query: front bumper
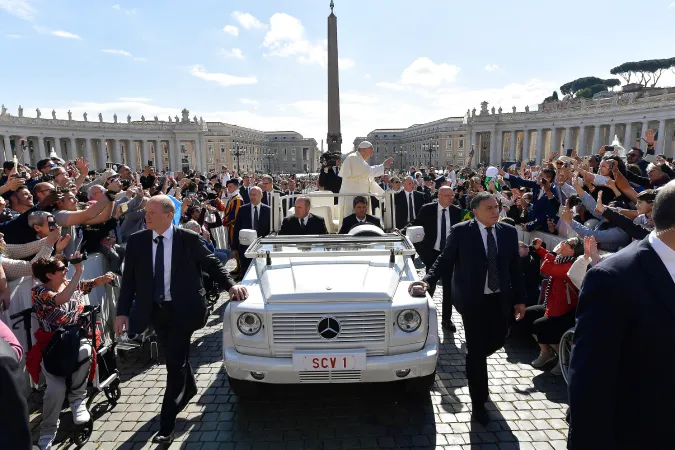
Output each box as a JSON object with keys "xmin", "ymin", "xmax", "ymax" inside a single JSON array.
[{"xmin": 223, "ymin": 342, "xmax": 438, "ymax": 384}]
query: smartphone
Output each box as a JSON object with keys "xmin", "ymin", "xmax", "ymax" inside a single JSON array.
[
  {"xmin": 566, "ymin": 149, "xmax": 574, "ymax": 157},
  {"xmin": 608, "ymin": 160, "xmax": 615, "ymax": 170},
  {"xmin": 47, "ymin": 216, "xmax": 57, "ymax": 232}
]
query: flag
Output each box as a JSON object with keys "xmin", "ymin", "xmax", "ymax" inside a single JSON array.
[
  {"xmin": 169, "ymin": 195, "xmax": 182, "ymax": 226},
  {"xmin": 460, "ymin": 209, "xmax": 473, "ymax": 221}
]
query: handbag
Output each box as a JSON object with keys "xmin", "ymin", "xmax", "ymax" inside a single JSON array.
[{"xmin": 42, "ymin": 325, "xmax": 89, "ymax": 382}]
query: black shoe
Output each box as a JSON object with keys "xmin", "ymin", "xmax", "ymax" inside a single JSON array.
[
  {"xmin": 441, "ymin": 320, "xmax": 456, "ymax": 333},
  {"xmin": 472, "ymin": 405, "xmax": 490, "ymax": 425},
  {"xmin": 152, "ymin": 432, "xmax": 175, "ymax": 444}
]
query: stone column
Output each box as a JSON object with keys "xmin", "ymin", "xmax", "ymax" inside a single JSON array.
[
  {"xmin": 3, "ymin": 135, "xmax": 13, "ymax": 161},
  {"xmin": 171, "ymin": 139, "xmax": 179, "ymax": 171},
  {"xmin": 535, "ymin": 129, "xmax": 544, "ymax": 163},
  {"xmin": 127, "ymin": 141, "xmax": 137, "ymax": 171},
  {"xmin": 623, "ymin": 123, "xmax": 633, "ymax": 149},
  {"xmin": 471, "ymin": 131, "xmax": 478, "ymax": 167},
  {"xmin": 564, "ymin": 128, "xmax": 573, "ymax": 151},
  {"xmin": 592, "ymin": 125, "xmax": 603, "ymax": 154},
  {"xmin": 155, "ymin": 141, "xmax": 164, "ymax": 171},
  {"xmin": 509, "ymin": 131, "xmax": 517, "ymax": 160},
  {"xmin": 657, "ymin": 120, "xmax": 667, "ymax": 154},
  {"xmin": 84, "ymin": 138, "xmax": 94, "ymax": 167},
  {"xmin": 578, "ymin": 126, "xmax": 587, "ymax": 156},
  {"xmin": 37, "ymin": 136, "xmax": 47, "ymax": 160},
  {"xmin": 489, "ymin": 131, "xmax": 498, "ymax": 165},
  {"xmin": 141, "ymin": 140, "xmax": 149, "ymax": 168},
  {"xmin": 54, "ymin": 138, "xmax": 63, "ymax": 158},
  {"xmin": 98, "ymin": 140, "xmax": 107, "ymax": 169},
  {"xmin": 608, "ymin": 123, "xmax": 616, "ymax": 145},
  {"xmin": 112, "ymin": 139, "xmax": 122, "ymax": 164},
  {"xmin": 522, "ymin": 130, "xmax": 530, "ymax": 161},
  {"xmin": 641, "ymin": 121, "xmax": 649, "ymax": 151}
]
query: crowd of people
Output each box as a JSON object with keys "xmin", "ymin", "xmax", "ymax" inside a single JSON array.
[{"xmin": 0, "ymin": 125, "xmax": 673, "ymax": 449}]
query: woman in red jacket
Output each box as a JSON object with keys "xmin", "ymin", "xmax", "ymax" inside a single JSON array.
[{"xmin": 529, "ymin": 237, "xmax": 583, "ymax": 374}]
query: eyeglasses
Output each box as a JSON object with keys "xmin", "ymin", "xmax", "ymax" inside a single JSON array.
[{"xmin": 54, "ymin": 265, "xmax": 67, "ymax": 272}]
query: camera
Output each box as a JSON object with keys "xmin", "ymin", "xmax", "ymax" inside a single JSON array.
[
  {"xmin": 47, "ymin": 216, "xmax": 57, "ymax": 232},
  {"xmin": 320, "ymin": 151, "xmax": 341, "ymax": 168}
]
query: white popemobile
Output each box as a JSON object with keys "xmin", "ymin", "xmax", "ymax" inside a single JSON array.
[{"xmin": 222, "ymin": 191, "xmax": 439, "ymax": 396}]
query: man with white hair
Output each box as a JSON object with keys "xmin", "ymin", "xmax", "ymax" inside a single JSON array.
[{"xmin": 337, "ymin": 141, "xmax": 393, "ymax": 222}]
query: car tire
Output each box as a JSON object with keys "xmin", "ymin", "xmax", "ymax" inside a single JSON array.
[
  {"xmin": 405, "ymin": 371, "xmax": 436, "ymax": 394},
  {"xmin": 227, "ymin": 376, "xmax": 261, "ymax": 398}
]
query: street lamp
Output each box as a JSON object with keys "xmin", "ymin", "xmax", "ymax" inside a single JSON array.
[
  {"xmin": 426, "ymin": 142, "xmax": 435, "ymax": 167},
  {"xmin": 262, "ymin": 149, "xmax": 275, "ymax": 172},
  {"xmin": 394, "ymin": 147, "xmax": 406, "ymax": 173},
  {"xmin": 231, "ymin": 145, "xmax": 244, "ymax": 172}
]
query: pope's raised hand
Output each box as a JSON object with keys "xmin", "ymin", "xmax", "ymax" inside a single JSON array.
[{"xmin": 383, "ymin": 157, "xmax": 394, "ymax": 168}]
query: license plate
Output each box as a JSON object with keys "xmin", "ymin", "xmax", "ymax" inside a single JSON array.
[{"xmin": 292, "ymin": 351, "xmax": 366, "ymax": 371}]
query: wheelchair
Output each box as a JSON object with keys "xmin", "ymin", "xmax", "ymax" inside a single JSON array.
[
  {"xmin": 558, "ymin": 326, "xmax": 575, "ymax": 385},
  {"xmin": 202, "ymin": 271, "xmax": 222, "ymax": 315},
  {"xmin": 11, "ymin": 304, "xmax": 122, "ymax": 448}
]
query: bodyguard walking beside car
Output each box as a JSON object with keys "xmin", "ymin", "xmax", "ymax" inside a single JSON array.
[
  {"xmin": 115, "ymin": 195, "xmax": 248, "ymax": 444},
  {"xmin": 409, "ymin": 192, "xmax": 526, "ymax": 425}
]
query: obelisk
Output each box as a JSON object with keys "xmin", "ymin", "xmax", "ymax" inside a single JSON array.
[{"xmin": 327, "ymin": 0, "xmax": 342, "ymax": 153}]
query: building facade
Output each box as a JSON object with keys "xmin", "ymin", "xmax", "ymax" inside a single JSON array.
[
  {"xmin": 358, "ymin": 89, "xmax": 675, "ymax": 169},
  {"xmin": 0, "ymin": 105, "xmax": 319, "ymax": 174}
]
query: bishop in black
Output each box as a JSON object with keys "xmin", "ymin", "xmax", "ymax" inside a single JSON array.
[
  {"xmin": 116, "ymin": 195, "xmax": 248, "ymax": 444},
  {"xmin": 409, "ymin": 192, "xmax": 526, "ymax": 425}
]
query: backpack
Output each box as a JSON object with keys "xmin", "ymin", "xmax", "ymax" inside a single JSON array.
[{"xmin": 42, "ymin": 326, "xmax": 90, "ymax": 390}]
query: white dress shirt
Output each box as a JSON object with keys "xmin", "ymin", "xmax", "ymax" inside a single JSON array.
[
  {"xmin": 152, "ymin": 225, "xmax": 174, "ymax": 301},
  {"xmin": 476, "ymin": 220, "xmax": 500, "ymax": 294},
  {"xmin": 405, "ymin": 190, "xmax": 416, "ymax": 222},
  {"xmin": 434, "ymin": 203, "xmax": 452, "ymax": 251},
  {"xmin": 649, "ymin": 231, "xmax": 675, "ymax": 284}
]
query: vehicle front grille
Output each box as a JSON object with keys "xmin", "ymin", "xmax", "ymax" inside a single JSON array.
[
  {"xmin": 271, "ymin": 311, "xmax": 386, "ymax": 346},
  {"xmin": 298, "ymin": 371, "xmax": 362, "ymax": 383},
  {"xmin": 274, "ymin": 348, "xmax": 385, "ymax": 358}
]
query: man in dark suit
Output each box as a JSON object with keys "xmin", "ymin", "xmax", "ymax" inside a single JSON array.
[
  {"xmin": 404, "ymin": 186, "xmax": 463, "ymax": 331},
  {"xmin": 238, "ymin": 176, "xmax": 251, "ymax": 205},
  {"xmin": 281, "ymin": 179, "xmax": 301, "ymax": 214},
  {"xmin": 233, "ymin": 186, "xmax": 271, "ymax": 276},
  {"xmin": 116, "ymin": 195, "xmax": 247, "ymax": 444},
  {"xmin": 279, "ymin": 196, "xmax": 328, "ymax": 235},
  {"xmin": 319, "ymin": 158, "xmax": 342, "ymax": 205},
  {"xmin": 567, "ymin": 181, "xmax": 675, "ymax": 450},
  {"xmin": 410, "ymin": 192, "xmax": 526, "ymax": 425},
  {"xmin": 339, "ymin": 195, "xmax": 382, "ymax": 234},
  {"xmin": 394, "ymin": 176, "xmax": 425, "ymax": 229},
  {"xmin": 260, "ymin": 174, "xmax": 279, "ymax": 206}
]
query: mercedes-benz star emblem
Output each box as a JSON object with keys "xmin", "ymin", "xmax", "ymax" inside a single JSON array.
[{"xmin": 317, "ymin": 317, "xmax": 340, "ymax": 340}]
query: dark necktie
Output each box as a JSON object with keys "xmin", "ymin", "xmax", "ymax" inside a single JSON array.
[
  {"xmin": 253, "ymin": 205, "xmax": 259, "ymax": 230},
  {"xmin": 408, "ymin": 193, "xmax": 414, "ymax": 221},
  {"xmin": 486, "ymin": 227, "xmax": 500, "ymax": 292},
  {"xmin": 440, "ymin": 208, "xmax": 447, "ymax": 250},
  {"xmin": 334, "ymin": 167, "xmax": 338, "ymax": 175},
  {"xmin": 153, "ymin": 236, "xmax": 165, "ymax": 304},
  {"xmin": 300, "ymin": 218, "xmax": 306, "ymax": 231}
]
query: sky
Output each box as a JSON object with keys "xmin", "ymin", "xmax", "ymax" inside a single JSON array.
[{"xmin": 1, "ymin": 0, "xmax": 675, "ymax": 150}]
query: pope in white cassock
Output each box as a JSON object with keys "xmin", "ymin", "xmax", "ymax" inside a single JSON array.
[{"xmin": 337, "ymin": 141, "xmax": 393, "ymax": 226}]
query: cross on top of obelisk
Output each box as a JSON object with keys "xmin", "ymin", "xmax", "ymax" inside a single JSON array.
[{"xmin": 330, "ymin": 0, "xmax": 334, "ymax": 13}]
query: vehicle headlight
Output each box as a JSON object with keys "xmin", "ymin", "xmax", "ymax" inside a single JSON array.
[
  {"xmin": 397, "ymin": 309, "xmax": 421, "ymax": 332},
  {"xmin": 237, "ymin": 313, "xmax": 262, "ymax": 336}
]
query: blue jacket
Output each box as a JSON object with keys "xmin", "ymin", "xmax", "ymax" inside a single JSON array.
[{"xmin": 505, "ymin": 174, "xmax": 559, "ymax": 231}]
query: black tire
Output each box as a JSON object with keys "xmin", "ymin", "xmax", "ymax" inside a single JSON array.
[
  {"xmin": 405, "ymin": 371, "xmax": 436, "ymax": 394},
  {"xmin": 227, "ymin": 376, "xmax": 261, "ymax": 398},
  {"xmin": 72, "ymin": 420, "xmax": 93, "ymax": 447},
  {"xmin": 104, "ymin": 380, "xmax": 121, "ymax": 405},
  {"xmin": 559, "ymin": 327, "xmax": 575, "ymax": 385}
]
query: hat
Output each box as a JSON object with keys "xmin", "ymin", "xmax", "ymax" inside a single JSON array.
[
  {"xmin": 358, "ymin": 141, "xmax": 373, "ymax": 149},
  {"xmin": 485, "ymin": 166, "xmax": 499, "ymax": 178},
  {"xmin": 434, "ymin": 175, "xmax": 447, "ymax": 189}
]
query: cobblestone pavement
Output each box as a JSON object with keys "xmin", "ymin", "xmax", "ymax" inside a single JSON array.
[{"xmin": 32, "ymin": 276, "xmax": 569, "ymax": 450}]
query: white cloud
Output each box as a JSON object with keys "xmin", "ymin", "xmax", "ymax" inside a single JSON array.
[
  {"xmin": 376, "ymin": 57, "xmax": 459, "ymax": 90},
  {"xmin": 112, "ymin": 4, "xmax": 136, "ymax": 15},
  {"xmin": 232, "ymin": 11, "xmax": 266, "ymax": 29},
  {"xmin": 189, "ymin": 64, "xmax": 257, "ymax": 87},
  {"xmin": 669, "ymin": 1, "xmax": 675, "ymax": 8},
  {"xmin": 103, "ymin": 49, "xmax": 132, "ymax": 57},
  {"xmin": 5, "ymin": 34, "xmax": 24, "ymax": 38},
  {"xmin": 133, "ymin": 57, "xmax": 148, "ymax": 62},
  {"xmin": 118, "ymin": 97, "xmax": 151, "ymax": 102},
  {"xmin": 219, "ymin": 48, "xmax": 244, "ymax": 59},
  {"xmin": 364, "ymin": 73, "xmax": 372, "ymax": 80},
  {"xmin": 223, "ymin": 25, "xmax": 239, "ymax": 36},
  {"xmin": 0, "ymin": 0, "xmax": 36, "ymax": 21},
  {"xmin": 50, "ymin": 30, "xmax": 81, "ymax": 39},
  {"xmin": 240, "ymin": 98, "xmax": 259, "ymax": 108},
  {"xmin": 485, "ymin": 64, "xmax": 499, "ymax": 72},
  {"xmin": 263, "ymin": 13, "xmax": 354, "ymax": 69}
]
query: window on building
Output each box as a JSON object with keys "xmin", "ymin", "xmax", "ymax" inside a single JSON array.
[
  {"xmin": 446, "ymin": 152, "xmax": 452, "ymax": 159},
  {"xmin": 458, "ymin": 139, "xmax": 464, "ymax": 149},
  {"xmin": 446, "ymin": 140, "xmax": 453, "ymax": 150}
]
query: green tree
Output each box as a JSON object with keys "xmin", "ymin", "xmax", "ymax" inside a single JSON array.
[
  {"xmin": 560, "ymin": 77, "xmax": 621, "ymax": 97},
  {"xmin": 611, "ymin": 58, "xmax": 675, "ymax": 87},
  {"xmin": 543, "ymin": 91, "xmax": 559, "ymax": 103}
]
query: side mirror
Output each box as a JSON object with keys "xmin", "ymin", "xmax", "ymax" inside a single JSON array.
[
  {"xmin": 406, "ymin": 226, "xmax": 424, "ymax": 244},
  {"xmin": 239, "ymin": 229, "xmax": 258, "ymax": 246}
]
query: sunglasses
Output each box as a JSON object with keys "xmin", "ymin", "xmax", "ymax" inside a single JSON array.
[{"xmin": 54, "ymin": 265, "xmax": 67, "ymax": 272}]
